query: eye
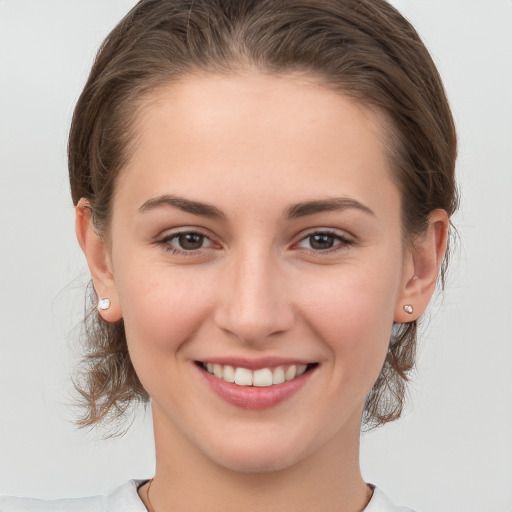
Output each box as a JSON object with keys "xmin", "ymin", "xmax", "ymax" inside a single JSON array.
[
  {"xmin": 159, "ymin": 230, "xmax": 215, "ymax": 253},
  {"xmin": 296, "ymin": 230, "xmax": 352, "ymax": 252},
  {"xmin": 175, "ymin": 232, "xmax": 207, "ymax": 250}
]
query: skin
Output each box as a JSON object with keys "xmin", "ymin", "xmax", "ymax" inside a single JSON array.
[{"xmin": 76, "ymin": 72, "xmax": 448, "ymax": 512}]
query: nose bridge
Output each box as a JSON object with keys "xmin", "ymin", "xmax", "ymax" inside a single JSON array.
[{"xmin": 214, "ymin": 240, "xmax": 294, "ymax": 344}]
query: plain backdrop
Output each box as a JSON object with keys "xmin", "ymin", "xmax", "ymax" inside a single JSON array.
[{"xmin": 0, "ymin": 1, "xmax": 511, "ymax": 511}]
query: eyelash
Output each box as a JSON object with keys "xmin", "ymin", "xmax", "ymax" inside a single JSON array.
[
  {"xmin": 157, "ymin": 229, "xmax": 353, "ymax": 256},
  {"xmin": 295, "ymin": 230, "xmax": 353, "ymax": 254},
  {"xmin": 158, "ymin": 230, "xmax": 215, "ymax": 255}
]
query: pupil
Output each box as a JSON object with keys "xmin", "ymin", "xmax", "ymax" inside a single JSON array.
[
  {"xmin": 179, "ymin": 233, "xmax": 204, "ymax": 250},
  {"xmin": 310, "ymin": 234, "xmax": 334, "ymax": 250}
]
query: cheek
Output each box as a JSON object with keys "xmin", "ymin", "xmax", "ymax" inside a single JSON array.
[
  {"xmin": 115, "ymin": 261, "xmax": 215, "ymax": 361},
  {"xmin": 294, "ymin": 260, "xmax": 401, "ymax": 375}
]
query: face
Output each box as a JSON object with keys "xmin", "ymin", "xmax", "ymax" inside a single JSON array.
[{"xmin": 98, "ymin": 72, "xmax": 417, "ymax": 472}]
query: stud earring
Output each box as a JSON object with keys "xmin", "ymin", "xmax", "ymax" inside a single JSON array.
[
  {"xmin": 403, "ymin": 304, "xmax": 414, "ymax": 314},
  {"xmin": 98, "ymin": 298, "xmax": 111, "ymax": 311}
]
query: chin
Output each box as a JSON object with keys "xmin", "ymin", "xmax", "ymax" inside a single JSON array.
[
  {"xmin": 211, "ymin": 446, "xmax": 303, "ymax": 474},
  {"xmin": 196, "ymin": 428, "xmax": 316, "ymax": 475}
]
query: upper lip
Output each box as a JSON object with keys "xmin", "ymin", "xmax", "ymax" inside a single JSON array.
[{"xmin": 196, "ymin": 356, "xmax": 316, "ymax": 371}]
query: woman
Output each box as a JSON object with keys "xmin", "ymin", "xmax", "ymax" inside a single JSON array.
[{"xmin": 1, "ymin": 0, "xmax": 457, "ymax": 510}]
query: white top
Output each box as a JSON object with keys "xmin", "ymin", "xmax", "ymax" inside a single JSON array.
[{"xmin": 0, "ymin": 481, "xmax": 417, "ymax": 511}]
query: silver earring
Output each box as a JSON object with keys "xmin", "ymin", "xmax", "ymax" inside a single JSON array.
[
  {"xmin": 98, "ymin": 298, "xmax": 111, "ymax": 311},
  {"xmin": 403, "ymin": 304, "xmax": 414, "ymax": 314}
]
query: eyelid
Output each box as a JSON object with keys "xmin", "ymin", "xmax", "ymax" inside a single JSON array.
[
  {"xmin": 293, "ymin": 228, "xmax": 354, "ymax": 253},
  {"xmin": 156, "ymin": 227, "xmax": 220, "ymax": 254},
  {"xmin": 154, "ymin": 226, "xmax": 354, "ymax": 255}
]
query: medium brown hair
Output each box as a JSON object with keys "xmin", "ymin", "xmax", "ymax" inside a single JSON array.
[{"xmin": 69, "ymin": 0, "xmax": 457, "ymax": 431}]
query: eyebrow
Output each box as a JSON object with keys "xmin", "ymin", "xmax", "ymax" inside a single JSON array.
[
  {"xmin": 285, "ymin": 197, "xmax": 375, "ymax": 218},
  {"xmin": 138, "ymin": 194, "xmax": 374, "ymax": 220},
  {"xmin": 139, "ymin": 194, "xmax": 226, "ymax": 219}
]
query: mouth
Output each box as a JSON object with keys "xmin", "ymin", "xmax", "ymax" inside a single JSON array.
[{"xmin": 196, "ymin": 361, "xmax": 318, "ymax": 388}]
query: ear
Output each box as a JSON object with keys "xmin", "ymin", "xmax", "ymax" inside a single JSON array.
[
  {"xmin": 394, "ymin": 209, "xmax": 449, "ymax": 323},
  {"xmin": 75, "ymin": 199, "xmax": 122, "ymax": 322}
]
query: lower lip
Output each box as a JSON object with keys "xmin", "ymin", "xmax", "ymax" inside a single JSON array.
[{"xmin": 197, "ymin": 365, "xmax": 315, "ymax": 410}]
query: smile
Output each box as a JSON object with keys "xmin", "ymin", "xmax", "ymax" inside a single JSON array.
[
  {"xmin": 196, "ymin": 360, "xmax": 318, "ymax": 409},
  {"xmin": 199, "ymin": 362, "xmax": 314, "ymax": 387}
]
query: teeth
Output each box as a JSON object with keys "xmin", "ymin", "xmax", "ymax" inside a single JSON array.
[
  {"xmin": 234, "ymin": 367, "xmax": 253, "ymax": 386},
  {"xmin": 253, "ymin": 368, "xmax": 273, "ymax": 387},
  {"xmin": 203, "ymin": 363, "xmax": 311, "ymax": 387},
  {"xmin": 223, "ymin": 365, "xmax": 235, "ymax": 383},
  {"xmin": 285, "ymin": 365, "xmax": 297, "ymax": 381},
  {"xmin": 213, "ymin": 364, "xmax": 223, "ymax": 378},
  {"xmin": 272, "ymin": 366, "xmax": 285, "ymax": 385},
  {"xmin": 296, "ymin": 364, "xmax": 307, "ymax": 377}
]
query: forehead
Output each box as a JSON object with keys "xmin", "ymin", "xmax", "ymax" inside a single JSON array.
[{"xmin": 116, "ymin": 72, "xmax": 399, "ymax": 218}]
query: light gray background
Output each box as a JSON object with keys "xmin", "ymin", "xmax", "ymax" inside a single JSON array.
[{"xmin": 0, "ymin": 1, "xmax": 511, "ymax": 511}]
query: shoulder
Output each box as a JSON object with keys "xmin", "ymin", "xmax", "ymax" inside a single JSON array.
[
  {"xmin": 0, "ymin": 481, "xmax": 417, "ymax": 512},
  {"xmin": 0, "ymin": 480, "xmax": 147, "ymax": 512},
  {"xmin": 364, "ymin": 485, "xmax": 418, "ymax": 512}
]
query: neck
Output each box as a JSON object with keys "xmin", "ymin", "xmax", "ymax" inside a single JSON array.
[{"xmin": 140, "ymin": 405, "xmax": 371, "ymax": 512}]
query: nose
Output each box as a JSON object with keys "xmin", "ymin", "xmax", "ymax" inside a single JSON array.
[{"xmin": 213, "ymin": 245, "xmax": 295, "ymax": 346}]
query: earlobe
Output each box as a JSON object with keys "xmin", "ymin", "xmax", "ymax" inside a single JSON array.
[
  {"xmin": 394, "ymin": 209, "xmax": 449, "ymax": 323},
  {"xmin": 75, "ymin": 199, "xmax": 122, "ymax": 322}
]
